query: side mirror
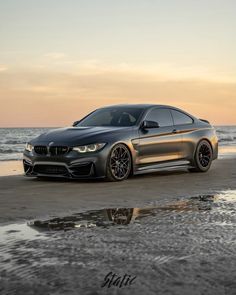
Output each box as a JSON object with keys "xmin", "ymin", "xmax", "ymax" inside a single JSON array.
[
  {"xmin": 142, "ymin": 120, "xmax": 159, "ymax": 129},
  {"xmin": 72, "ymin": 120, "xmax": 79, "ymax": 127}
]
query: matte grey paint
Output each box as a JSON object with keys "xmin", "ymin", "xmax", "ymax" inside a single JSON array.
[{"xmin": 23, "ymin": 104, "xmax": 218, "ymax": 179}]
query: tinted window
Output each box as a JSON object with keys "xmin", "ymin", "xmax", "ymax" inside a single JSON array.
[
  {"xmin": 145, "ymin": 108, "xmax": 173, "ymax": 127},
  {"xmin": 77, "ymin": 107, "xmax": 144, "ymax": 127},
  {"xmin": 171, "ymin": 110, "xmax": 193, "ymax": 125}
]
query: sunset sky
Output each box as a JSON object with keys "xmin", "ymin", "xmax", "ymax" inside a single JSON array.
[{"xmin": 0, "ymin": 0, "xmax": 235, "ymax": 126}]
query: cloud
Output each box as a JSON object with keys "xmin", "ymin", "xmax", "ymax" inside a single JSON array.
[
  {"xmin": 35, "ymin": 58, "xmax": 236, "ymax": 84},
  {"xmin": 44, "ymin": 52, "xmax": 67, "ymax": 60},
  {"xmin": 0, "ymin": 66, "xmax": 235, "ymax": 126},
  {"xmin": 75, "ymin": 61, "xmax": 236, "ymax": 84},
  {"xmin": 0, "ymin": 65, "xmax": 8, "ymax": 72}
]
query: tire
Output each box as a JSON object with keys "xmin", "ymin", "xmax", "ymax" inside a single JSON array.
[
  {"xmin": 189, "ymin": 140, "xmax": 213, "ymax": 172},
  {"xmin": 106, "ymin": 143, "xmax": 132, "ymax": 181}
]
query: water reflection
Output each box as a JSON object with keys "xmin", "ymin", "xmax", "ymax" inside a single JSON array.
[
  {"xmin": 29, "ymin": 194, "xmax": 217, "ymax": 231},
  {"xmin": 1, "ymin": 190, "xmax": 235, "ymax": 295}
]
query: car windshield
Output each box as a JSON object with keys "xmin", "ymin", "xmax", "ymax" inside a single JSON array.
[{"xmin": 76, "ymin": 107, "xmax": 144, "ymax": 127}]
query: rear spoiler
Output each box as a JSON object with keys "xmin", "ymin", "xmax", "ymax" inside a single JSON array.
[{"xmin": 199, "ymin": 118, "xmax": 210, "ymax": 124}]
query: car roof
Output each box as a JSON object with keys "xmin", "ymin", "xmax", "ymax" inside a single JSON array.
[
  {"xmin": 100, "ymin": 104, "xmax": 197, "ymax": 120},
  {"xmin": 103, "ymin": 103, "xmax": 171, "ymax": 108},
  {"xmin": 101, "ymin": 104, "xmax": 180, "ymax": 110}
]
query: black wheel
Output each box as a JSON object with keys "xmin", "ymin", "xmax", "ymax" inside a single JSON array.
[
  {"xmin": 189, "ymin": 140, "xmax": 213, "ymax": 172},
  {"xmin": 106, "ymin": 144, "xmax": 132, "ymax": 181}
]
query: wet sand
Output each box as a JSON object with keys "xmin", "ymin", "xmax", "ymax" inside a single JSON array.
[
  {"xmin": 0, "ymin": 158, "xmax": 235, "ymax": 224},
  {"xmin": 0, "ymin": 190, "xmax": 235, "ymax": 295},
  {"xmin": 0, "ymin": 158, "xmax": 236, "ymax": 295}
]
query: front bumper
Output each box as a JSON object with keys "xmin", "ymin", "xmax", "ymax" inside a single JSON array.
[{"xmin": 23, "ymin": 147, "xmax": 109, "ymax": 179}]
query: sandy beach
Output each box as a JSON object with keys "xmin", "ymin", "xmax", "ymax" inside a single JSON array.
[
  {"xmin": 0, "ymin": 157, "xmax": 235, "ymax": 223},
  {"xmin": 0, "ymin": 149, "xmax": 236, "ymax": 295},
  {"xmin": 0, "ymin": 157, "xmax": 236, "ymax": 295},
  {"xmin": 0, "ymin": 160, "xmax": 23, "ymax": 176}
]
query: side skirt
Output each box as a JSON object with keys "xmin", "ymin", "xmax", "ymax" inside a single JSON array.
[{"xmin": 134, "ymin": 160, "xmax": 194, "ymax": 175}]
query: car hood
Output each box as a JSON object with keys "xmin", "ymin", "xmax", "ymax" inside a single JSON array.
[{"xmin": 31, "ymin": 126, "xmax": 134, "ymax": 146}]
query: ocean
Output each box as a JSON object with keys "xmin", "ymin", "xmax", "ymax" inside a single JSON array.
[{"xmin": 0, "ymin": 126, "xmax": 236, "ymax": 161}]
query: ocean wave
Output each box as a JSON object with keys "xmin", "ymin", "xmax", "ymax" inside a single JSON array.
[
  {"xmin": 216, "ymin": 128, "xmax": 236, "ymax": 134},
  {"xmin": 216, "ymin": 127, "xmax": 236, "ymax": 144},
  {"xmin": 0, "ymin": 153, "xmax": 23, "ymax": 161},
  {"xmin": 218, "ymin": 136, "xmax": 236, "ymax": 142},
  {"xmin": 0, "ymin": 148, "xmax": 23, "ymax": 154},
  {"xmin": 216, "ymin": 130, "xmax": 229, "ymax": 134},
  {"xmin": 0, "ymin": 140, "xmax": 26, "ymax": 144},
  {"xmin": 0, "ymin": 128, "xmax": 52, "ymax": 161}
]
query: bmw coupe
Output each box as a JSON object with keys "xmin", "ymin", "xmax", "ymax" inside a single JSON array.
[{"xmin": 23, "ymin": 104, "xmax": 218, "ymax": 181}]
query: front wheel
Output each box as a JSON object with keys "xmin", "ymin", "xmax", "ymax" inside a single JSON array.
[
  {"xmin": 106, "ymin": 144, "xmax": 132, "ymax": 181},
  {"xmin": 189, "ymin": 140, "xmax": 213, "ymax": 172}
]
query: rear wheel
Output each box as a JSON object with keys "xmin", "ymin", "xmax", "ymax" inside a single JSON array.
[
  {"xmin": 106, "ymin": 144, "xmax": 132, "ymax": 181},
  {"xmin": 189, "ymin": 140, "xmax": 213, "ymax": 172}
]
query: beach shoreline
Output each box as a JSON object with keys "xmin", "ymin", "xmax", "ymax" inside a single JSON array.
[
  {"xmin": 0, "ymin": 145, "xmax": 236, "ymax": 177},
  {"xmin": 0, "ymin": 160, "xmax": 23, "ymax": 176},
  {"xmin": 0, "ymin": 147, "xmax": 236, "ymax": 295},
  {"xmin": 0, "ymin": 157, "xmax": 235, "ymax": 224}
]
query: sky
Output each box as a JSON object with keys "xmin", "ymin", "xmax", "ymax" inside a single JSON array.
[{"xmin": 0, "ymin": 0, "xmax": 235, "ymax": 126}]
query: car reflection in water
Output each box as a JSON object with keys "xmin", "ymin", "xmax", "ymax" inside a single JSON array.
[{"xmin": 29, "ymin": 195, "xmax": 216, "ymax": 232}]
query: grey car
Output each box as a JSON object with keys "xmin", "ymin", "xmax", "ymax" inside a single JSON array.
[{"xmin": 23, "ymin": 104, "xmax": 218, "ymax": 181}]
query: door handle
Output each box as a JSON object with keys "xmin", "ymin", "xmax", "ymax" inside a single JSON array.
[{"xmin": 172, "ymin": 129, "xmax": 178, "ymax": 134}]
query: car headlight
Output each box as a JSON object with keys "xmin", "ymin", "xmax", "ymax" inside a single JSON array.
[
  {"xmin": 25, "ymin": 143, "xmax": 33, "ymax": 152},
  {"xmin": 73, "ymin": 143, "xmax": 106, "ymax": 153}
]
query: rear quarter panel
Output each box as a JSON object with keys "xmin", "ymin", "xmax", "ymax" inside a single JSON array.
[{"xmin": 182, "ymin": 124, "xmax": 218, "ymax": 163}]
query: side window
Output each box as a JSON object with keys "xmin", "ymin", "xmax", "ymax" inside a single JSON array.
[
  {"xmin": 171, "ymin": 110, "xmax": 193, "ymax": 125},
  {"xmin": 145, "ymin": 108, "xmax": 173, "ymax": 127}
]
